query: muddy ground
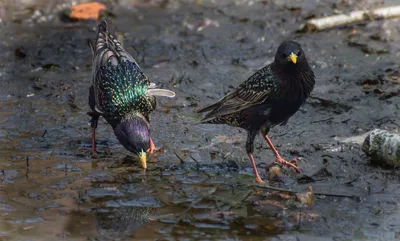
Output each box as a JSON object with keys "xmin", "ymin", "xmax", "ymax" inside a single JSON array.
[{"xmin": 0, "ymin": 0, "xmax": 399, "ymax": 240}]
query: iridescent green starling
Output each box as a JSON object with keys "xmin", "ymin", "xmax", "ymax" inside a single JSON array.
[
  {"xmin": 87, "ymin": 20, "xmax": 175, "ymax": 168},
  {"xmin": 197, "ymin": 41, "xmax": 315, "ymax": 183}
]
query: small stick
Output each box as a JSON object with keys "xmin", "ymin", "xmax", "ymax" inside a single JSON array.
[
  {"xmin": 25, "ymin": 157, "xmax": 30, "ymax": 178},
  {"xmin": 189, "ymin": 155, "xmax": 200, "ymax": 170},
  {"xmin": 253, "ymin": 184, "xmax": 359, "ymax": 199},
  {"xmin": 201, "ymin": 47, "xmax": 212, "ymax": 64},
  {"xmin": 174, "ymin": 151, "xmax": 185, "ymax": 164},
  {"xmin": 300, "ymin": 5, "xmax": 400, "ymax": 32},
  {"xmin": 310, "ymin": 117, "xmax": 334, "ymax": 124}
]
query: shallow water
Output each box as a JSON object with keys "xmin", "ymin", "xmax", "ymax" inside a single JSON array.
[{"xmin": 0, "ymin": 0, "xmax": 399, "ymax": 240}]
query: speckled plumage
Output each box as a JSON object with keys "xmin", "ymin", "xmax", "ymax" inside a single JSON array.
[
  {"xmin": 87, "ymin": 20, "xmax": 175, "ymax": 165},
  {"xmin": 95, "ymin": 60, "xmax": 155, "ymax": 126},
  {"xmin": 95, "ymin": 206, "xmax": 153, "ymax": 235},
  {"xmin": 199, "ymin": 65, "xmax": 278, "ymax": 127},
  {"xmin": 89, "ymin": 21, "xmax": 155, "ymax": 127},
  {"xmin": 198, "ymin": 41, "xmax": 315, "ymax": 183}
]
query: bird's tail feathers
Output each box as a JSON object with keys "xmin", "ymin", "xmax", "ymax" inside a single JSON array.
[
  {"xmin": 198, "ymin": 116, "xmax": 224, "ymax": 124},
  {"xmin": 95, "ymin": 20, "xmax": 110, "ymax": 50},
  {"xmin": 146, "ymin": 89, "xmax": 175, "ymax": 98},
  {"xmin": 98, "ymin": 20, "xmax": 108, "ymax": 33},
  {"xmin": 94, "ymin": 20, "xmax": 140, "ymax": 67},
  {"xmin": 196, "ymin": 101, "xmax": 221, "ymax": 113}
]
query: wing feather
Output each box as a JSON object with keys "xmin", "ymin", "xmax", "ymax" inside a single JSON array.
[
  {"xmin": 198, "ymin": 65, "xmax": 277, "ymax": 120},
  {"xmin": 90, "ymin": 20, "xmax": 175, "ymax": 118}
]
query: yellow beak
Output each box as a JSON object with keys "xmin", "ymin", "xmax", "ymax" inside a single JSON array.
[
  {"xmin": 289, "ymin": 52, "xmax": 297, "ymax": 64},
  {"xmin": 138, "ymin": 151, "xmax": 147, "ymax": 169}
]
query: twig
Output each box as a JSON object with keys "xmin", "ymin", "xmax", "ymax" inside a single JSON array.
[
  {"xmin": 310, "ymin": 117, "xmax": 334, "ymax": 124},
  {"xmin": 25, "ymin": 157, "xmax": 30, "ymax": 178},
  {"xmin": 253, "ymin": 184, "xmax": 359, "ymax": 199},
  {"xmin": 300, "ymin": 5, "xmax": 400, "ymax": 32},
  {"xmin": 174, "ymin": 151, "xmax": 185, "ymax": 164},
  {"xmin": 189, "ymin": 155, "xmax": 200, "ymax": 170},
  {"xmin": 271, "ymin": 132, "xmax": 288, "ymax": 138},
  {"xmin": 201, "ymin": 47, "xmax": 212, "ymax": 64},
  {"xmin": 343, "ymin": 175, "xmax": 360, "ymax": 185}
]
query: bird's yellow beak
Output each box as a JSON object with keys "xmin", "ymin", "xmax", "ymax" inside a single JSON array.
[
  {"xmin": 289, "ymin": 52, "xmax": 297, "ymax": 64},
  {"xmin": 138, "ymin": 151, "xmax": 147, "ymax": 169}
]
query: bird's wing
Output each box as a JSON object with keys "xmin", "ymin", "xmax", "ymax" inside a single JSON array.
[
  {"xmin": 95, "ymin": 60, "xmax": 153, "ymax": 116},
  {"xmin": 146, "ymin": 82, "xmax": 175, "ymax": 98},
  {"xmin": 91, "ymin": 21, "xmax": 175, "ymax": 117},
  {"xmin": 146, "ymin": 88, "xmax": 175, "ymax": 98},
  {"xmin": 91, "ymin": 20, "xmax": 153, "ymax": 116},
  {"xmin": 198, "ymin": 65, "xmax": 277, "ymax": 120}
]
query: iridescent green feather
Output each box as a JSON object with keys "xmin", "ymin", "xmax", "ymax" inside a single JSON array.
[{"xmin": 96, "ymin": 60, "xmax": 154, "ymax": 119}]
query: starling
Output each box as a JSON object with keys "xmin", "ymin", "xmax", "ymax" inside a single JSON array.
[
  {"xmin": 197, "ymin": 41, "xmax": 315, "ymax": 183},
  {"xmin": 95, "ymin": 206, "xmax": 153, "ymax": 236},
  {"xmin": 87, "ymin": 20, "xmax": 175, "ymax": 169}
]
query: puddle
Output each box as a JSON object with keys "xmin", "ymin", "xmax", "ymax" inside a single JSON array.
[{"xmin": 0, "ymin": 0, "xmax": 400, "ymax": 240}]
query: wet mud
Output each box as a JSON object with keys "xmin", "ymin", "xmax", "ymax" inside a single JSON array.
[{"xmin": 0, "ymin": 0, "xmax": 399, "ymax": 240}]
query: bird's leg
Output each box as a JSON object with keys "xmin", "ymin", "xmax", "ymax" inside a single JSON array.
[
  {"xmin": 148, "ymin": 137, "xmax": 156, "ymax": 154},
  {"xmin": 88, "ymin": 112, "xmax": 99, "ymax": 153},
  {"xmin": 263, "ymin": 135, "xmax": 300, "ymax": 173},
  {"xmin": 248, "ymin": 153, "xmax": 264, "ymax": 183},
  {"xmin": 91, "ymin": 118, "xmax": 98, "ymax": 153},
  {"xmin": 246, "ymin": 131, "xmax": 264, "ymax": 183},
  {"xmin": 91, "ymin": 127, "xmax": 96, "ymax": 153}
]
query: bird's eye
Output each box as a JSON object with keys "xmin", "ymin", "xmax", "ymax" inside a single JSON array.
[
  {"xmin": 297, "ymin": 51, "xmax": 302, "ymax": 56},
  {"xmin": 281, "ymin": 53, "xmax": 286, "ymax": 58}
]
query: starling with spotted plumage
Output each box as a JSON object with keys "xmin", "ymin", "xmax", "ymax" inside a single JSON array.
[
  {"xmin": 197, "ymin": 41, "xmax": 315, "ymax": 183},
  {"xmin": 87, "ymin": 20, "xmax": 175, "ymax": 169}
]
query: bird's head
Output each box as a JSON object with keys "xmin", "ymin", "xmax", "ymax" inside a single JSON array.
[
  {"xmin": 113, "ymin": 113, "xmax": 150, "ymax": 169},
  {"xmin": 274, "ymin": 41, "xmax": 307, "ymax": 69}
]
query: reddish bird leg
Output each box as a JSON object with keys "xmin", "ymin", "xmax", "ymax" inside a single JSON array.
[
  {"xmin": 248, "ymin": 153, "xmax": 264, "ymax": 183},
  {"xmin": 148, "ymin": 137, "xmax": 156, "ymax": 154},
  {"xmin": 88, "ymin": 113, "xmax": 99, "ymax": 153},
  {"xmin": 263, "ymin": 135, "xmax": 300, "ymax": 173}
]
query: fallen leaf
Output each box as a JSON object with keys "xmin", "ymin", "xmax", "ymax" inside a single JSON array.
[
  {"xmin": 68, "ymin": 2, "xmax": 106, "ymax": 20},
  {"xmin": 295, "ymin": 186, "xmax": 314, "ymax": 207}
]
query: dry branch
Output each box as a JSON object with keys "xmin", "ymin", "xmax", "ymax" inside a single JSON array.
[
  {"xmin": 253, "ymin": 184, "xmax": 360, "ymax": 199},
  {"xmin": 301, "ymin": 5, "xmax": 400, "ymax": 32}
]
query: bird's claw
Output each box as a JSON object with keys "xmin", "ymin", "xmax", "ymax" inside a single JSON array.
[
  {"xmin": 275, "ymin": 156, "xmax": 301, "ymax": 173},
  {"xmin": 288, "ymin": 157, "xmax": 299, "ymax": 165}
]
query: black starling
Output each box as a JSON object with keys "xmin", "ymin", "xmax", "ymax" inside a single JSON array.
[
  {"xmin": 87, "ymin": 20, "xmax": 175, "ymax": 169},
  {"xmin": 197, "ymin": 41, "xmax": 315, "ymax": 183}
]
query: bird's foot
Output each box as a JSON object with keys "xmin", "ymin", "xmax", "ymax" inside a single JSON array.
[
  {"xmin": 274, "ymin": 156, "xmax": 301, "ymax": 173},
  {"xmin": 255, "ymin": 176, "xmax": 265, "ymax": 183}
]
